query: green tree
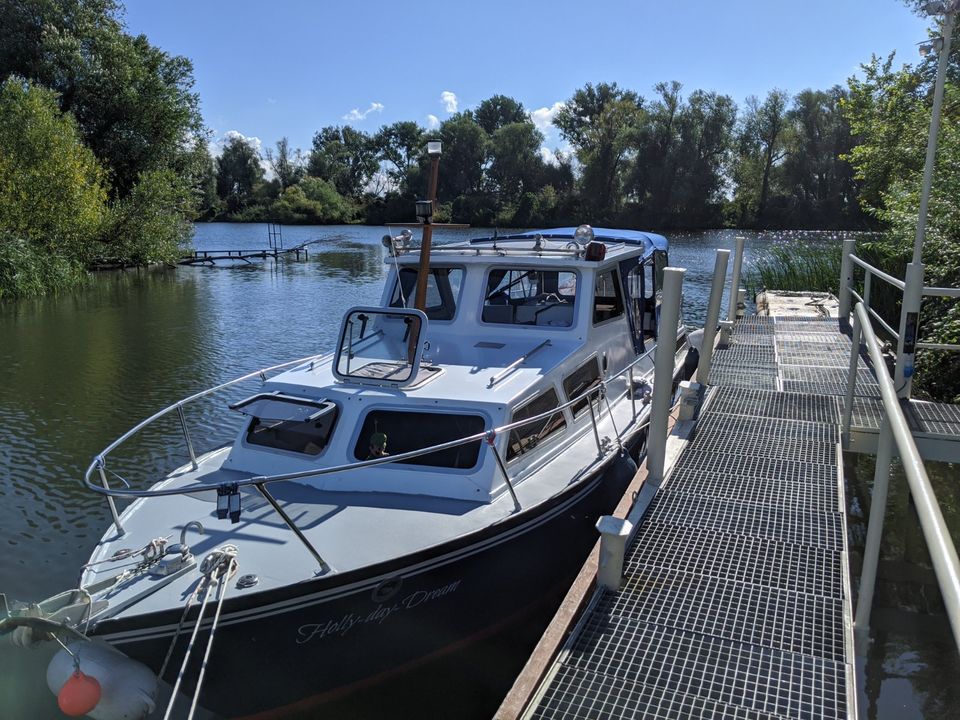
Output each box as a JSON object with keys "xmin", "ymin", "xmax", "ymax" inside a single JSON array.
[
  {"xmin": 437, "ymin": 113, "xmax": 488, "ymax": 202},
  {"xmin": 265, "ymin": 137, "xmax": 304, "ymax": 190},
  {"xmin": 0, "ymin": 77, "xmax": 107, "ymax": 257},
  {"xmin": 374, "ymin": 121, "xmax": 425, "ymax": 192},
  {"xmin": 307, "ymin": 125, "xmax": 378, "ymax": 199},
  {"xmin": 555, "ymin": 82, "xmax": 644, "ymax": 219},
  {"xmin": 488, "ymin": 121, "xmax": 545, "ymax": 212},
  {"xmin": 474, "ymin": 95, "xmax": 527, "ymax": 135},
  {"xmin": 216, "ymin": 135, "xmax": 264, "ymax": 212},
  {"xmin": 731, "ymin": 89, "xmax": 789, "ymax": 225}
]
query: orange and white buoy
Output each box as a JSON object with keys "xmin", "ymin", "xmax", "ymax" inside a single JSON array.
[
  {"xmin": 57, "ymin": 669, "xmax": 102, "ymax": 716},
  {"xmin": 47, "ymin": 640, "xmax": 157, "ymax": 720}
]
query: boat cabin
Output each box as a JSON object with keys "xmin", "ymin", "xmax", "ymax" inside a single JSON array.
[{"xmin": 219, "ymin": 227, "xmax": 672, "ymax": 504}]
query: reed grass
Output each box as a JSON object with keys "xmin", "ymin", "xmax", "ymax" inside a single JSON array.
[{"xmin": 752, "ymin": 242, "xmax": 843, "ymax": 294}]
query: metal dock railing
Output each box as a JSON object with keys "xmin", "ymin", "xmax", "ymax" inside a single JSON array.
[{"xmin": 501, "ymin": 239, "xmax": 960, "ymax": 720}]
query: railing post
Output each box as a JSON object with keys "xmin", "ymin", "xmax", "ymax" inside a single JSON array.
[
  {"xmin": 841, "ymin": 309, "xmax": 862, "ymax": 448},
  {"xmin": 838, "ymin": 238, "xmax": 857, "ymax": 320},
  {"xmin": 486, "ymin": 432, "xmax": 521, "ymax": 511},
  {"xmin": 177, "ymin": 404, "xmax": 199, "ymax": 471},
  {"xmin": 894, "ymin": 262, "xmax": 924, "ymax": 398},
  {"xmin": 697, "ymin": 249, "xmax": 730, "ymax": 384},
  {"xmin": 647, "ymin": 268, "xmax": 686, "ymax": 484},
  {"xmin": 855, "ymin": 417, "xmax": 894, "ymax": 636},
  {"xmin": 726, "ymin": 236, "xmax": 745, "ymax": 322},
  {"xmin": 863, "ymin": 271, "xmax": 873, "ymax": 312},
  {"xmin": 97, "ymin": 460, "xmax": 125, "ymax": 537}
]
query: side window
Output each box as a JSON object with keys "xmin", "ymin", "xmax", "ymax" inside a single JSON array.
[
  {"xmin": 390, "ymin": 267, "xmax": 463, "ymax": 321},
  {"xmin": 563, "ymin": 357, "xmax": 602, "ymax": 418},
  {"xmin": 593, "ymin": 269, "xmax": 624, "ymax": 325},
  {"xmin": 507, "ymin": 389, "xmax": 567, "ymax": 461},
  {"xmin": 352, "ymin": 410, "xmax": 485, "ymax": 468}
]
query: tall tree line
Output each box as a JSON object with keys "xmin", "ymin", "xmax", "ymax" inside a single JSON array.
[{"xmin": 208, "ymin": 83, "xmax": 865, "ymax": 231}]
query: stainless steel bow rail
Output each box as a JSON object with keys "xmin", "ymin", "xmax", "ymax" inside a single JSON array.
[{"xmin": 82, "ymin": 342, "xmax": 665, "ymax": 568}]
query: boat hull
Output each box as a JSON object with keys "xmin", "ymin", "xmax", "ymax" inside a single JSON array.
[{"xmin": 93, "ymin": 448, "xmax": 641, "ymax": 718}]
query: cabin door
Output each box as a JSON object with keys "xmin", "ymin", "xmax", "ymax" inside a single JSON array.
[{"xmin": 618, "ymin": 259, "xmax": 646, "ymax": 354}]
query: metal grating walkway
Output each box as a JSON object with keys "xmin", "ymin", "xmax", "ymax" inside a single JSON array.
[{"xmin": 525, "ymin": 314, "xmax": 859, "ymax": 720}]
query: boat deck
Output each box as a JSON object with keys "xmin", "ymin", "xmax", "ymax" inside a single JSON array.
[{"xmin": 503, "ymin": 311, "xmax": 960, "ymax": 719}]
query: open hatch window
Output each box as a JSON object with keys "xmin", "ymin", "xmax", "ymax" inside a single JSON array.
[
  {"xmin": 563, "ymin": 357, "xmax": 602, "ymax": 418},
  {"xmin": 231, "ymin": 392, "xmax": 339, "ymax": 456},
  {"xmin": 390, "ymin": 267, "xmax": 463, "ymax": 321},
  {"xmin": 507, "ymin": 388, "xmax": 567, "ymax": 461},
  {"xmin": 482, "ymin": 268, "xmax": 577, "ymax": 326},
  {"xmin": 352, "ymin": 410, "xmax": 485, "ymax": 469}
]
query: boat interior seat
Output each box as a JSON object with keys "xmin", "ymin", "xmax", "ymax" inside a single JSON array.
[{"xmin": 482, "ymin": 305, "xmax": 514, "ymax": 324}]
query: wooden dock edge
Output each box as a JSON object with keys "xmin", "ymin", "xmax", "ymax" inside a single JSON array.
[{"xmin": 494, "ymin": 413, "xmax": 690, "ymax": 720}]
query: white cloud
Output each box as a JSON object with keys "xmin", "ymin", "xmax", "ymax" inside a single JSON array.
[
  {"xmin": 217, "ymin": 130, "xmax": 263, "ymax": 155},
  {"xmin": 529, "ymin": 102, "xmax": 565, "ymax": 132},
  {"xmin": 539, "ymin": 141, "xmax": 574, "ymax": 167},
  {"xmin": 440, "ymin": 91, "xmax": 458, "ymax": 113},
  {"xmin": 426, "ymin": 114, "xmax": 440, "ymax": 129},
  {"xmin": 342, "ymin": 101, "xmax": 385, "ymax": 122}
]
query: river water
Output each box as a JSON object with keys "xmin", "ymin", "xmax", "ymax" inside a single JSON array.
[{"xmin": 0, "ymin": 225, "xmax": 956, "ymax": 718}]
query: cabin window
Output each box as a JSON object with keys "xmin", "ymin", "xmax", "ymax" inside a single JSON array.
[
  {"xmin": 482, "ymin": 268, "xmax": 577, "ymax": 326},
  {"xmin": 593, "ymin": 269, "xmax": 625, "ymax": 324},
  {"xmin": 352, "ymin": 410, "xmax": 485, "ymax": 469},
  {"xmin": 507, "ymin": 389, "xmax": 567, "ymax": 461},
  {"xmin": 563, "ymin": 357, "xmax": 602, "ymax": 418},
  {"xmin": 390, "ymin": 267, "xmax": 463, "ymax": 321},
  {"xmin": 244, "ymin": 402, "xmax": 339, "ymax": 456}
]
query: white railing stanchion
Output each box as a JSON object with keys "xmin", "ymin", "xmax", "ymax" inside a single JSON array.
[
  {"xmin": 726, "ymin": 236, "xmax": 745, "ymax": 322},
  {"xmin": 647, "ymin": 268, "xmax": 685, "ymax": 484},
  {"xmin": 854, "ymin": 416, "xmax": 894, "ymax": 635},
  {"xmin": 838, "ymin": 238, "xmax": 857, "ymax": 320},
  {"xmin": 894, "ymin": 262, "xmax": 925, "ymax": 398},
  {"xmin": 841, "ymin": 311, "xmax": 862, "ymax": 447},
  {"xmin": 697, "ymin": 249, "xmax": 730, "ymax": 384}
]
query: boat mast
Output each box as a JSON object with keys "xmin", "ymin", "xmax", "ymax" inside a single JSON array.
[{"xmin": 413, "ymin": 140, "xmax": 442, "ymax": 312}]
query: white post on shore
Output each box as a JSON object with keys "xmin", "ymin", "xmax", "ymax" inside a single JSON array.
[
  {"xmin": 697, "ymin": 249, "xmax": 730, "ymax": 384},
  {"xmin": 647, "ymin": 267, "xmax": 685, "ymax": 484},
  {"xmin": 726, "ymin": 236, "xmax": 745, "ymax": 322}
]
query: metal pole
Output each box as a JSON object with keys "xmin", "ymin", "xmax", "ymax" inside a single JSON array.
[
  {"xmin": 98, "ymin": 461, "xmax": 125, "ymax": 536},
  {"xmin": 486, "ymin": 439, "xmax": 521, "ymax": 511},
  {"xmin": 854, "ymin": 301, "xmax": 960, "ymax": 653},
  {"xmin": 726, "ymin": 236, "xmax": 745, "ymax": 322},
  {"xmin": 855, "ymin": 417, "xmax": 894, "ymax": 634},
  {"xmin": 894, "ymin": 262, "xmax": 924, "ymax": 398},
  {"xmin": 587, "ymin": 398, "xmax": 603, "ymax": 456},
  {"xmin": 697, "ymin": 249, "xmax": 730, "ymax": 384},
  {"xmin": 647, "ymin": 268, "xmax": 686, "ymax": 484},
  {"xmin": 841, "ymin": 311, "xmax": 862, "ymax": 448},
  {"xmin": 255, "ymin": 483, "xmax": 330, "ymax": 573},
  {"xmin": 628, "ymin": 368, "xmax": 636, "ymax": 420},
  {"xmin": 177, "ymin": 404, "xmax": 199, "ymax": 471},
  {"xmin": 892, "ymin": 9, "xmax": 955, "ymax": 397},
  {"xmin": 838, "ymin": 238, "xmax": 857, "ymax": 320},
  {"xmin": 863, "ymin": 271, "xmax": 873, "ymax": 311},
  {"xmin": 912, "ymin": 9, "xmax": 955, "ymax": 267},
  {"xmin": 413, "ymin": 152, "xmax": 441, "ymax": 313}
]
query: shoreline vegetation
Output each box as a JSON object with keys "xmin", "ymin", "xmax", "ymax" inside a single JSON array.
[{"xmin": 1, "ymin": 0, "xmax": 957, "ymax": 400}]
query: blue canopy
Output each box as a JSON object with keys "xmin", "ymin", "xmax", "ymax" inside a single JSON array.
[{"xmin": 470, "ymin": 227, "xmax": 668, "ymax": 256}]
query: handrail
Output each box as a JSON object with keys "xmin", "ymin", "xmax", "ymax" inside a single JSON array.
[
  {"xmin": 83, "ymin": 338, "xmax": 664, "ymax": 502},
  {"xmin": 849, "ymin": 255, "xmax": 906, "ymax": 290},
  {"xmin": 489, "ymin": 340, "xmax": 552, "ymax": 387},
  {"xmin": 847, "ymin": 302, "xmax": 960, "ymax": 653}
]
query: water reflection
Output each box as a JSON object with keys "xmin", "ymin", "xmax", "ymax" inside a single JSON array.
[{"xmin": 846, "ymin": 453, "xmax": 960, "ymax": 719}]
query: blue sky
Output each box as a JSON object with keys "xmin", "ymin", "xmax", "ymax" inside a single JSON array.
[{"xmin": 123, "ymin": 0, "xmax": 930, "ymax": 160}]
